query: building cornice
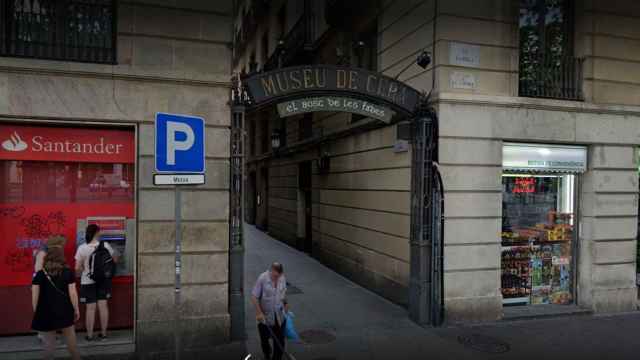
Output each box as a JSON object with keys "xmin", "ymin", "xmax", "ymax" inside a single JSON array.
[
  {"xmin": 0, "ymin": 64, "xmax": 232, "ymax": 88},
  {"xmin": 436, "ymin": 92, "xmax": 640, "ymax": 117}
]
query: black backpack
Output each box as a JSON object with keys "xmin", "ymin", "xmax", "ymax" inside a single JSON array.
[{"xmin": 89, "ymin": 241, "xmax": 114, "ymax": 283}]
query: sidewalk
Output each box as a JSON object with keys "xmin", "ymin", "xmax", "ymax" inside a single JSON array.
[{"xmin": 244, "ymin": 224, "xmax": 640, "ymax": 360}]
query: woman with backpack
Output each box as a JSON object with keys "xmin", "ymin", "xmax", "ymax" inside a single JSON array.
[
  {"xmin": 74, "ymin": 224, "xmax": 118, "ymax": 341},
  {"xmin": 31, "ymin": 235, "xmax": 81, "ymax": 360}
]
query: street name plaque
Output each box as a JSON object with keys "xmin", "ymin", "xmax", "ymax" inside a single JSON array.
[
  {"xmin": 153, "ymin": 174, "xmax": 205, "ymax": 185},
  {"xmin": 276, "ymin": 96, "xmax": 395, "ymax": 123}
]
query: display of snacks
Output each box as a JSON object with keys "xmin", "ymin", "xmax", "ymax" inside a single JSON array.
[
  {"xmin": 501, "ymin": 211, "xmax": 575, "ymax": 305},
  {"xmin": 501, "ymin": 246, "xmax": 531, "ymax": 301},
  {"xmin": 531, "ymin": 285, "xmax": 551, "ymax": 305},
  {"xmin": 502, "ymin": 174, "xmax": 575, "ymax": 307}
]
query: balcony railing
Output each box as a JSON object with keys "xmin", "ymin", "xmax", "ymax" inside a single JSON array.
[
  {"xmin": 233, "ymin": 0, "xmax": 269, "ymax": 67},
  {"xmin": 263, "ymin": 11, "xmax": 315, "ymax": 72},
  {"xmin": 519, "ymin": 54, "xmax": 584, "ymax": 101},
  {"xmin": 0, "ymin": 0, "xmax": 117, "ymax": 64}
]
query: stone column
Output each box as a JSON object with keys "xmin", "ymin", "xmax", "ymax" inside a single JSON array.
[
  {"xmin": 136, "ymin": 124, "xmax": 231, "ymax": 359},
  {"xmin": 440, "ymin": 137, "xmax": 503, "ymax": 322},
  {"xmin": 579, "ymin": 145, "xmax": 638, "ymax": 313}
]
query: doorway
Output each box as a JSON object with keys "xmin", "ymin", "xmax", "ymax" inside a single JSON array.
[
  {"xmin": 297, "ymin": 161, "xmax": 313, "ymax": 254},
  {"xmin": 247, "ymin": 171, "xmax": 257, "ymax": 225},
  {"xmin": 257, "ymin": 167, "xmax": 269, "ymax": 231}
]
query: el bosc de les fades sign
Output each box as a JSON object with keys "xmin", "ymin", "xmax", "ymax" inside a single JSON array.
[{"xmin": 245, "ymin": 65, "xmax": 422, "ymax": 116}]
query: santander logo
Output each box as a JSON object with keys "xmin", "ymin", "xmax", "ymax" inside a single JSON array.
[
  {"xmin": 1, "ymin": 131, "xmax": 28, "ymax": 152},
  {"xmin": 0, "ymin": 125, "xmax": 134, "ymax": 164}
]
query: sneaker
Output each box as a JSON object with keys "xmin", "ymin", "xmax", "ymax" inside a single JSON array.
[
  {"xmin": 98, "ymin": 334, "xmax": 108, "ymax": 341},
  {"xmin": 85, "ymin": 335, "xmax": 95, "ymax": 342}
]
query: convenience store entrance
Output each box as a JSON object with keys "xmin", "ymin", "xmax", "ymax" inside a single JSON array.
[{"xmin": 501, "ymin": 143, "xmax": 586, "ymax": 307}]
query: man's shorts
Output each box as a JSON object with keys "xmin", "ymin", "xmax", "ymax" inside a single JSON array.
[{"xmin": 80, "ymin": 281, "xmax": 112, "ymax": 304}]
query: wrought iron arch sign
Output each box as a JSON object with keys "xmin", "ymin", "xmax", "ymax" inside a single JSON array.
[
  {"xmin": 242, "ymin": 65, "xmax": 422, "ymax": 120},
  {"xmin": 228, "ymin": 65, "xmax": 444, "ymax": 341}
]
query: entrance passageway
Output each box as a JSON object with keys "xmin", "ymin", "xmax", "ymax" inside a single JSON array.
[{"xmin": 243, "ymin": 224, "xmax": 462, "ymax": 360}]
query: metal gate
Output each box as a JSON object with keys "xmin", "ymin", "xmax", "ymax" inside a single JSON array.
[
  {"xmin": 230, "ymin": 77, "xmax": 248, "ymax": 340},
  {"xmin": 409, "ymin": 104, "xmax": 444, "ymax": 326},
  {"xmin": 229, "ymin": 73, "xmax": 444, "ymax": 335}
]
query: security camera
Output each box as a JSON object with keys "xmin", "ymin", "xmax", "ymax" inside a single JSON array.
[{"xmin": 416, "ymin": 51, "xmax": 431, "ymax": 69}]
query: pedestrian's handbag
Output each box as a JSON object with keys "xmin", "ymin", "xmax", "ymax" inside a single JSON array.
[
  {"xmin": 43, "ymin": 270, "xmax": 68, "ymax": 298},
  {"xmin": 284, "ymin": 311, "xmax": 300, "ymax": 341}
]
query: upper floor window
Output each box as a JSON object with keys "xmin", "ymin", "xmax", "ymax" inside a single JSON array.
[
  {"xmin": 355, "ymin": 20, "xmax": 378, "ymax": 71},
  {"xmin": 0, "ymin": 0, "xmax": 117, "ymax": 64},
  {"xmin": 277, "ymin": 4, "xmax": 286, "ymax": 40},
  {"xmin": 518, "ymin": 0, "xmax": 583, "ymax": 100}
]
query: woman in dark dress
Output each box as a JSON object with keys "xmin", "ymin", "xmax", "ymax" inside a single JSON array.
[{"xmin": 31, "ymin": 236, "xmax": 81, "ymax": 360}]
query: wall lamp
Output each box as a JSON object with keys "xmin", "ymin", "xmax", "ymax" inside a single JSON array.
[{"xmin": 394, "ymin": 50, "xmax": 432, "ymax": 79}]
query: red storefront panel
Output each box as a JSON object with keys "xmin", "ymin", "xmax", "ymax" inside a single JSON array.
[{"xmin": 0, "ymin": 124, "xmax": 135, "ymax": 335}]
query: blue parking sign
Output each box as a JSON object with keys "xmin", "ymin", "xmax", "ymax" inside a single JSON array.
[{"xmin": 155, "ymin": 113, "xmax": 205, "ymax": 173}]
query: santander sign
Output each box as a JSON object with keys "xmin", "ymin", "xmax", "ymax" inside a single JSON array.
[{"xmin": 0, "ymin": 124, "xmax": 134, "ymax": 164}]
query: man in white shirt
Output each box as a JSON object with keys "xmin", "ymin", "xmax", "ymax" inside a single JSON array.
[
  {"xmin": 251, "ymin": 262, "xmax": 288, "ymax": 360},
  {"xmin": 74, "ymin": 224, "xmax": 118, "ymax": 341}
]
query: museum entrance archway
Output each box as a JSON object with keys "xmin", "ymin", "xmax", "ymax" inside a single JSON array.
[{"xmin": 229, "ymin": 65, "xmax": 444, "ymax": 341}]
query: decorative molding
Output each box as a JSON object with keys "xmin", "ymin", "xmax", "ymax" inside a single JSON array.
[{"xmin": 436, "ymin": 92, "xmax": 640, "ymax": 116}]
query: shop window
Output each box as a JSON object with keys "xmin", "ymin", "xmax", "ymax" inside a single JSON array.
[
  {"xmin": 502, "ymin": 174, "xmax": 576, "ymax": 305},
  {"xmin": 2, "ymin": 161, "xmax": 134, "ymax": 203},
  {"xmin": 0, "ymin": 0, "xmax": 117, "ymax": 64},
  {"xmin": 501, "ymin": 143, "xmax": 586, "ymax": 307}
]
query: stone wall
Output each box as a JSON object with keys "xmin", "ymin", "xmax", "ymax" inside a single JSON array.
[
  {"xmin": 580, "ymin": 0, "xmax": 640, "ymax": 105},
  {"xmin": 311, "ymin": 124, "xmax": 412, "ymax": 305},
  {"xmin": 0, "ymin": 0, "xmax": 233, "ymax": 357}
]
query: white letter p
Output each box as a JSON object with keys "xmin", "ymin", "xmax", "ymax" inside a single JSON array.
[{"xmin": 166, "ymin": 121, "xmax": 195, "ymax": 165}]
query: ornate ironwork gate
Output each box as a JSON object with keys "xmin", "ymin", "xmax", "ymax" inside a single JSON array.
[
  {"xmin": 229, "ymin": 67, "xmax": 445, "ymax": 338},
  {"xmin": 409, "ymin": 103, "xmax": 444, "ymax": 326},
  {"xmin": 229, "ymin": 77, "xmax": 248, "ymax": 340}
]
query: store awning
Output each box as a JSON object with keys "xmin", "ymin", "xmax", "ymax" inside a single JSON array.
[{"xmin": 503, "ymin": 143, "xmax": 587, "ymax": 173}]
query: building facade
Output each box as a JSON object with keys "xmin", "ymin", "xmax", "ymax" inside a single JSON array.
[
  {"xmin": 0, "ymin": 1, "xmax": 234, "ymax": 358},
  {"xmin": 235, "ymin": 0, "xmax": 640, "ymax": 324}
]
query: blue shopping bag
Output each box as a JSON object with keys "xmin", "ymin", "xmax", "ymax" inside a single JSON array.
[{"xmin": 284, "ymin": 311, "xmax": 300, "ymax": 341}]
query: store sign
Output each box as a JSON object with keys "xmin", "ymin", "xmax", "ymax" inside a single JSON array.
[
  {"xmin": 0, "ymin": 124, "xmax": 135, "ymax": 163},
  {"xmin": 276, "ymin": 96, "xmax": 395, "ymax": 123},
  {"xmin": 88, "ymin": 217, "xmax": 126, "ymax": 232},
  {"xmin": 512, "ymin": 177, "xmax": 536, "ymax": 193},
  {"xmin": 246, "ymin": 65, "xmax": 421, "ymax": 114},
  {"xmin": 503, "ymin": 143, "xmax": 587, "ymax": 173}
]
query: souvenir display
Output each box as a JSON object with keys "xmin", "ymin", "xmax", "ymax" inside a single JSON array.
[{"xmin": 501, "ymin": 175, "xmax": 575, "ymax": 306}]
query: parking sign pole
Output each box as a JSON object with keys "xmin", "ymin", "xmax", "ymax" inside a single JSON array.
[
  {"xmin": 174, "ymin": 186, "xmax": 182, "ymax": 360},
  {"xmin": 154, "ymin": 112, "xmax": 205, "ymax": 359}
]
